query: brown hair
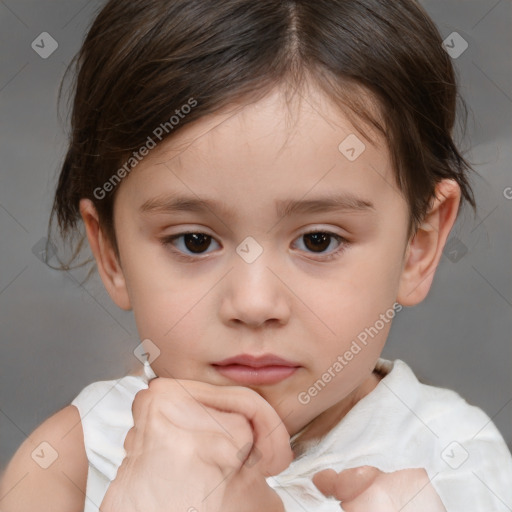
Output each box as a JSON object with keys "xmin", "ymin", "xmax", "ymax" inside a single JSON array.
[{"xmin": 50, "ymin": 0, "xmax": 476, "ymax": 266}]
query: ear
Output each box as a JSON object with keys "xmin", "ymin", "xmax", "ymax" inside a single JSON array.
[
  {"xmin": 79, "ymin": 198, "xmax": 132, "ymax": 310},
  {"xmin": 397, "ymin": 179, "xmax": 461, "ymax": 306}
]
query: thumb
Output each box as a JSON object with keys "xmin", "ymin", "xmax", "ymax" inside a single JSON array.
[{"xmin": 313, "ymin": 466, "xmax": 381, "ymax": 502}]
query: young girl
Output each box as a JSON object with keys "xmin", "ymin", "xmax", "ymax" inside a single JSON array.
[{"xmin": 1, "ymin": 0, "xmax": 511, "ymax": 511}]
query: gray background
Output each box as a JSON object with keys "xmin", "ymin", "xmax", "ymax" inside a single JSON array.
[{"xmin": 0, "ymin": 0, "xmax": 511, "ymax": 472}]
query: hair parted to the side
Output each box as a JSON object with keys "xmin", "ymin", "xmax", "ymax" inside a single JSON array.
[{"xmin": 49, "ymin": 0, "xmax": 477, "ymax": 270}]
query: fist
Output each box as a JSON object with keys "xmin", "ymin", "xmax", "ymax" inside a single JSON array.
[{"xmin": 100, "ymin": 378, "xmax": 293, "ymax": 512}]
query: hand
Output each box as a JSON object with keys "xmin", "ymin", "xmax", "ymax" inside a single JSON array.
[
  {"xmin": 99, "ymin": 378, "xmax": 293, "ymax": 512},
  {"xmin": 313, "ymin": 466, "xmax": 447, "ymax": 512}
]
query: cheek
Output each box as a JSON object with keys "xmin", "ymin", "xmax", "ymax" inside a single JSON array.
[
  {"xmin": 315, "ymin": 253, "xmax": 402, "ymax": 335},
  {"xmin": 306, "ymin": 244, "xmax": 404, "ymax": 375},
  {"xmin": 131, "ymin": 284, "xmax": 208, "ymax": 343},
  {"xmin": 120, "ymin": 246, "xmax": 213, "ymax": 343}
]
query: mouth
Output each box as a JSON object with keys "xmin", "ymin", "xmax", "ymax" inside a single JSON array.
[{"xmin": 212, "ymin": 354, "xmax": 301, "ymax": 385}]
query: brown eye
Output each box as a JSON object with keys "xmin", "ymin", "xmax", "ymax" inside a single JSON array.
[
  {"xmin": 182, "ymin": 233, "xmax": 212, "ymax": 253},
  {"xmin": 293, "ymin": 230, "xmax": 349, "ymax": 261},
  {"xmin": 162, "ymin": 229, "xmax": 349, "ymax": 262},
  {"xmin": 302, "ymin": 232, "xmax": 332, "ymax": 253},
  {"xmin": 162, "ymin": 232, "xmax": 220, "ymax": 258}
]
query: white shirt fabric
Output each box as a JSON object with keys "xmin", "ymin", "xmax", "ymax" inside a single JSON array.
[{"xmin": 71, "ymin": 359, "xmax": 512, "ymax": 512}]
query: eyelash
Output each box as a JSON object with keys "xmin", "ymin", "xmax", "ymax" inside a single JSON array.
[{"xmin": 160, "ymin": 230, "xmax": 349, "ymax": 262}]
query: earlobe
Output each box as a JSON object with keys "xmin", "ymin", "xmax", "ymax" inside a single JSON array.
[
  {"xmin": 397, "ymin": 180, "xmax": 461, "ymax": 306},
  {"xmin": 79, "ymin": 199, "xmax": 132, "ymax": 310}
]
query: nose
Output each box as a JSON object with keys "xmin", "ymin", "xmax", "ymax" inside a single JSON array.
[{"xmin": 219, "ymin": 252, "xmax": 291, "ymax": 329}]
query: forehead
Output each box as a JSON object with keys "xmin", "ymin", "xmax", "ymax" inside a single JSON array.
[{"xmin": 118, "ymin": 85, "xmax": 403, "ymax": 218}]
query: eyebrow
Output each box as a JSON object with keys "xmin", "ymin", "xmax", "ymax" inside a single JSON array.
[{"xmin": 140, "ymin": 192, "xmax": 375, "ymax": 218}]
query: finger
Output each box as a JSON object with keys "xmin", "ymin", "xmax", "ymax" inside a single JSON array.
[
  {"xmin": 132, "ymin": 384, "xmax": 254, "ymax": 461},
  {"xmin": 312, "ymin": 469, "xmax": 338, "ymax": 498},
  {"xmin": 177, "ymin": 379, "xmax": 294, "ymax": 475},
  {"xmin": 201, "ymin": 406, "xmax": 255, "ymax": 457},
  {"xmin": 196, "ymin": 431, "xmax": 255, "ymax": 477},
  {"xmin": 132, "ymin": 379, "xmax": 235, "ymax": 432},
  {"xmin": 313, "ymin": 466, "xmax": 381, "ymax": 502},
  {"xmin": 133, "ymin": 378, "xmax": 293, "ymax": 475}
]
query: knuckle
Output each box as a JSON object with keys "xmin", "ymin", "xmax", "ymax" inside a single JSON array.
[
  {"xmin": 131, "ymin": 388, "xmax": 151, "ymax": 420},
  {"xmin": 145, "ymin": 378, "xmax": 165, "ymax": 395},
  {"xmin": 147, "ymin": 377, "xmax": 189, "ymax": 402},
  {"xmin": 147, "ymin": 377, "xmax": 167, "ymax": 391},
  {"xmin": 352, "ymin": 466, "xmax": 375, "ymax": 478},
  {"xmin": 132, "ymin": 387, "xmax": 151, "ymax": 407},
  {"xmin": 123, "ymin": 426, "xmax": 136, "ymax": 452}
]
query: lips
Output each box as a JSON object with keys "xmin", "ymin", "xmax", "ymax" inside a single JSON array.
[{"xmin": 212, "ymin": 354, "xmax": 301, "ymax": 385}]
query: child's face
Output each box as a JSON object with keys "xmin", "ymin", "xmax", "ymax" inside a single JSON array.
[{"xmin": 110, "ymin": 86, "xmax": 411, "ymax": 436}]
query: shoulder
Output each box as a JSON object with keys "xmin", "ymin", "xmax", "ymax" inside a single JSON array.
[
  {"xmin": 0, "ymin": 405, "xmax": 87, "ymax": 512},
  {"xmin": 388, "ymin": 360, "xmax": 497, "ymax": 434},
  {"xmin": 379, "ymin": 360, "xmax": 512, "ymax": 504},
  {"xmin": 324, "ymin": 359, "xmax": 512, "ymax": 470},
  {"xmin": 376, "ymin": 359, "xmax": 507, "ymax": 446},
  {"xmin": 0, "ymin": 373, "xmax": 149, "ymax": 512}
]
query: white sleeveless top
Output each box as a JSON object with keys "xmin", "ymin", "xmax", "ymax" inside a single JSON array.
[{"xmin": 71, "ymin": 359, "xmax": 512, "ymax": 512}]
